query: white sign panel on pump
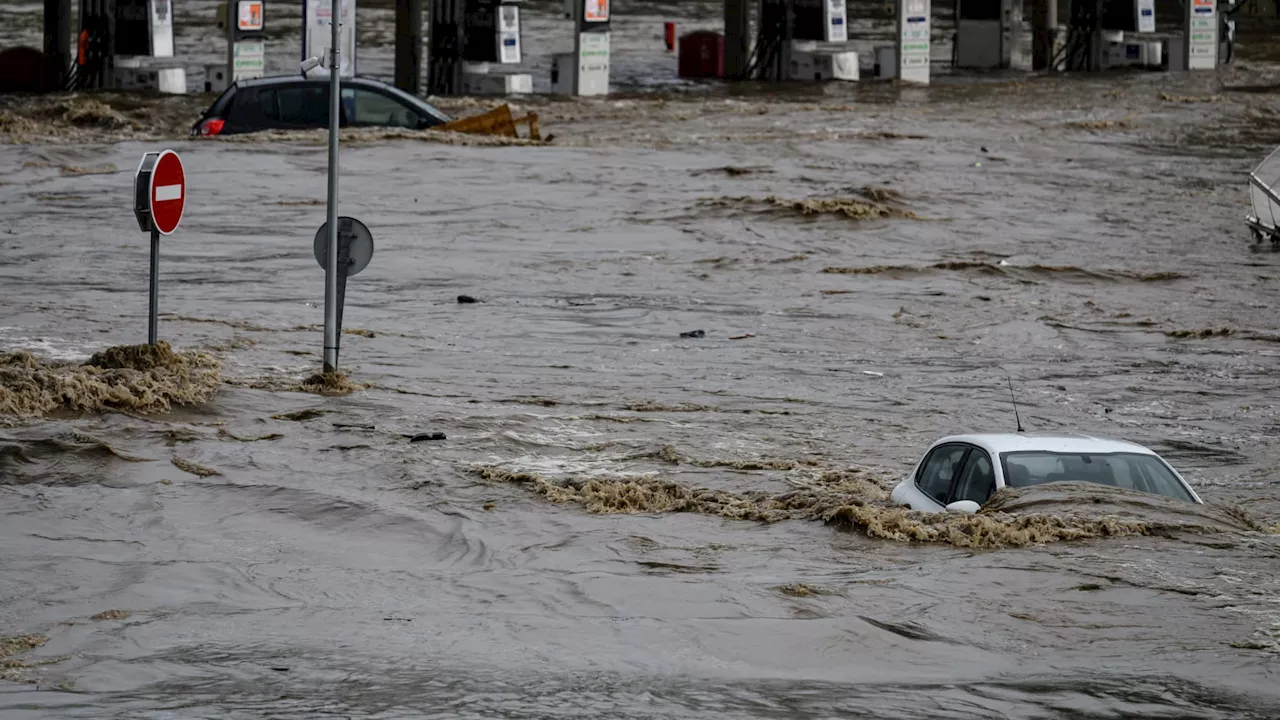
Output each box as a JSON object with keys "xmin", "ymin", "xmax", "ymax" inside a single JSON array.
[
  {"xmin": 1136, "ymin": 0, "xmax": 1155, "ymax": 33},
  {"xmin": 897, "ymin": 0, "xmax": 930, "ymax": 84},
  {"xmin": 303, "ymin": 0, "xmax": 357, "ymax": 78},
  {"xmin": 1185, "ymin": 0, "xmax": 1217, "ymax": 70},
  {"xmin": 498, "ymin": 4, "xmax": 521, "ymax": 64},
  {"xmin": 576, "ymin": 31, "xmax": 609, "ymax": 96},
  {"xmin": 825, "ymin": 0, "xmax": 848, "ymax": 43},
  {"xmin": 150, "ymin": 0, "xmax": 174, "ymax": 56}
]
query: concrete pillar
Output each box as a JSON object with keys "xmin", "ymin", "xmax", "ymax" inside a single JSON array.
[
  {"xmin": 723, "ymin": 0, "xmax": 749, "ymax": 78},
  {"xmin": 1031, "ymin": 0, "xmax": 1056, "ymax": 70},
  {"xmin": 395, "ymin": 0, "xmax": 424, "ymax": 93},
  {"xmin": 43, "ymin": 0, "xmax": 71, "ymax": 90}
]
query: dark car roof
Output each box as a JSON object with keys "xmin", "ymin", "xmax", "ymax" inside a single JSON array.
[{"xmin": 232, "ymin": 74, "xmax": 391, "ymax": 90}]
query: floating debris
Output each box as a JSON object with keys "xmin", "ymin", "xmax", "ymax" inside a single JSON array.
[
  {"xmin": 171, "ymin": 457, "xmax": 220, "ymax": 477},
  {"xmin": 217, "ymin": 429, "xmax": 283, "ymax": 442},
  {"xmin": 272, "ymin": 409, "xmax": 330, "ymax": 422},
  {"xmin": 90, "ymin": 609, "xmax": 132, "ymax": 621}
]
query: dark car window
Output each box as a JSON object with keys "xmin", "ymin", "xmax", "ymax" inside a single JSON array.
[
  {"xmin": 950, "ymin": 449, "xmax": 995, "ymax": 505},
  {"xmin": 341, "ymin": 87, "xmax": 419, "ymax": 128},
  {"xmin": 1001, "ymin": 451, "xmax": 1195, "ymax": 503},
  {"xmin": 258, "ymin": 88, "xmax": 278, "ymax": 119},
  {"xmin": 257, "ymin": 85, "xmax": 330, "ymax": 128},
  {"xmin": 917, "ymin": 444, "xmax": 969, "ymax": 504}
]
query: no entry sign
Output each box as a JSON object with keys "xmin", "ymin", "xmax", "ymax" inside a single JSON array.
[
  {"xmin": 132, "ymin": 149, "xmax": 186, "ymax": 346},
  {"xmin": 134, "ymin": 149, "xmax": 185, "ymax": 235}
]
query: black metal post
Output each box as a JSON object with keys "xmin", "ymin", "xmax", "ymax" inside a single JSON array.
[{"xmin": 148, "ymin": 228, "xmax": 159, "ymax": 345}]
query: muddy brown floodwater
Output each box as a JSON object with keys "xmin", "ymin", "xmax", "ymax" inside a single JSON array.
[{"xmin": 4, "ymin": 1, "xmax": 1280, "ymax": 718}]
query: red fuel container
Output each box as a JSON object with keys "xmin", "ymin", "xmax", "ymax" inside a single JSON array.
[{"xmin": 678, "ymin": 31, "xmax": 724, "ymax": 78}]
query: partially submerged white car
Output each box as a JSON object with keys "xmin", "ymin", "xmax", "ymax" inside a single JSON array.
[{"xmin": 890, "ymin": 433, "xmax": 1204, "ymax": 514}]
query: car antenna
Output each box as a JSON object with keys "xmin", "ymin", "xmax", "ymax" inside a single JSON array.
[{"xmin": 1007, "ymin": 374, "xmax": 1025, "ymax": 433}]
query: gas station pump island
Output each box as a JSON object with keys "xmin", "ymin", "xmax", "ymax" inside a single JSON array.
[{"xmin": 13, "ymin": 0, "xmax": 1242, "ymax": 98}]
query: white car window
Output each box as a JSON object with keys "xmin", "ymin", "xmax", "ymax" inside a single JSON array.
[
  {"xmin": 918, "ymin": 445, "xmax": 968, "ymax": 504},
  {"xmin": 952, "ymin": 450, "xmax": 995, "ymax": 504}
]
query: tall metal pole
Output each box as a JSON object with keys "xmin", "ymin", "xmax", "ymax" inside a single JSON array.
[
  {"xmin": 323, "ymin": 0, "xmax": 341, "ymax": 373},
  {"xmin": 148, "ymin": 228, "xmax": 159, "ymax": 345}
]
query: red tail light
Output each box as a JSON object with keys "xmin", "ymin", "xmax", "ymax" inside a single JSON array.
[{"xmin": 198, "ymin": 118, "xmax": 225, "ymax": 136}]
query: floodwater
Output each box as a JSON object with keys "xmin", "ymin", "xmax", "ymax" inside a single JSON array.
[{"xmin": 4, "ymin": 1, "xmax": 1280, "ymax": 718}]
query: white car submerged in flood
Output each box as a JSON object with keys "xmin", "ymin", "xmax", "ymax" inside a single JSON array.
[{"xmin": 890, "ymin": 433, "xmax": 1204, "ymax": 514}]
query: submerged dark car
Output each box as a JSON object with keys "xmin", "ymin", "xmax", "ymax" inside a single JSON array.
[{"xmin": 191, "ymin": 75, "xmax": 452, "ymax": 137}]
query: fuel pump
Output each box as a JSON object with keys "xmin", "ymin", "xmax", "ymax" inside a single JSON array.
[
  {"xmin": 430, "ymin": 0, "xmax": 529, "ymax": 95},
  {"xmin": 227, "ymin": 0, "xmax": 266, "ymax": 85},
  {"xmin": 551, "ymin": 0, "xmax": 609, "ymax": 95},
  {"xmin": 743, "ymin": 0, "xmax": 853, "ymax": 81},
  {"xmin": 104, "ymin": 0, "xmax": 185, "ymax": 91}
]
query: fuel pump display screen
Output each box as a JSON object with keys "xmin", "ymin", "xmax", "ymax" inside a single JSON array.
[
  {"xmin": 584, "ymin": 0, "xmax": 608, "ymax": 22},
  {"xmin": 238, "ymin": 0, "xmax": 264, "ymax": 31}
]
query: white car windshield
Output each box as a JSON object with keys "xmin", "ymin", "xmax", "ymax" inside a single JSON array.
[{"xmin": 1000, "ymin": 451, "xmax": 1195, "ymax": 503}]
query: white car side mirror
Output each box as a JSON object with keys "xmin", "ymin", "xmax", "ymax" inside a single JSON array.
[{"xmin": 945, "ymin": 500, "xmax": 981, "ymax": 515}]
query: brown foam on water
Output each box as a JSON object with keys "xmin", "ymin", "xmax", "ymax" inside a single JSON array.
[
  {"xmin": 471, "ymin": 466, "xmax": 1265, "ymax": 548},
  {"xmin": 299, "ymin": 371, "xmax": 368, "ymax": 396},
  {"xmin": 1165, "ymin": 328, "xmax": 1235, "ymax": 339},
  {"xmin": 0, "ymin": 635, "xmax": 46, "ymax": 659},
  {"xmin": 0, "ymin": 634, "xmax": 67, "ymax": 685},
  {"xmin": 702, "ymin": 194, "xmax": 917, "ymax": 222},
  {"xmin": 1161, "ymin": 93, "xmax": 1223, "ymax": 103},
  {"xmin": 0, "ymin": 343, "xmax": 220, "ymax": 418},
  {"xmin": 655, "ymin": 444, "xmax": 807, "ymax": 470},
  {"xmin": 822, "ymin": 262, "xmax": 1186, "ymax": 283}
]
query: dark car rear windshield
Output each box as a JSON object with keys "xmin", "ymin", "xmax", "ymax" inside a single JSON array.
[{"xmin": 1000, "ymin": 451, "xmax": 1195, "ymax": 503}]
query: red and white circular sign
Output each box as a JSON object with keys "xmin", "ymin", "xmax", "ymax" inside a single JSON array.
[{"xmin": 149, "ymin": 150, "xmax": 185, "ymax": 235}]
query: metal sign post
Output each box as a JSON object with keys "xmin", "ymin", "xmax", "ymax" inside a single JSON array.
[
  {"xmin": 322, "ymin": 0, "xmax": 342, "ymax": 373},
  {"xmin": 133, "ymin": 149, "xmax": 185, "ymax": 346},
  {"xmin": 313, "ymin": 216, "xmax": 374, "ymax": 367}
]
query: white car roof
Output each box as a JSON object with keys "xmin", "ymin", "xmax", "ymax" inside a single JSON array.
[{"xmin": 931, "ymin": 432, "xmax": 1160, "ymax": 457}]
